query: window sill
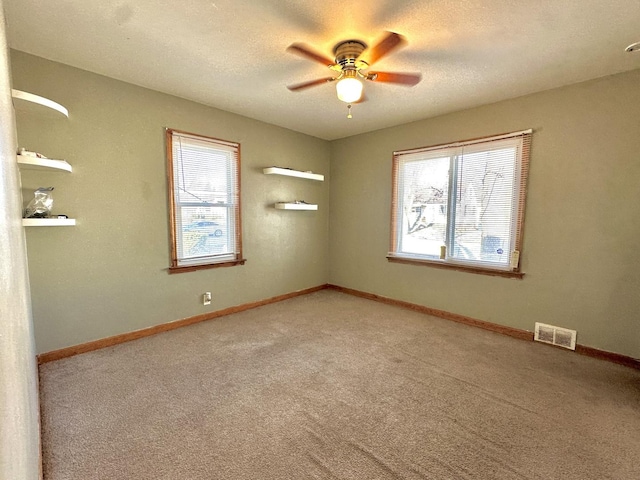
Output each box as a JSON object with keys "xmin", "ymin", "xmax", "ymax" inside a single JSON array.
[
  {"xmin": 168, "ymin": 258, "xmax": 246, "ymax": 274},
  {"xmin": 386, "ymin": 256, "xmax": 524, "ymax": 279}
]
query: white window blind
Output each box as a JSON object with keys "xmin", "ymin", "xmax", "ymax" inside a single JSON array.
[
  {"xmin": 390, "ymin": 130, "xmax": 531, "ymax": 273},
  {"xmin": 166, "ymin": 129, "xmax": 242, "ymax": 270}
]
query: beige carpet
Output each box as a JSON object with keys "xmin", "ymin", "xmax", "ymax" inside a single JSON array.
[{"xmin": 39, "ymin": 290, "xmax": 640, "ymax": 479}]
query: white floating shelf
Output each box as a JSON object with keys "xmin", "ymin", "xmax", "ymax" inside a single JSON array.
[
  {"xmin": 17, "ymin": 154, "xmax": 72, "ymax": 173},
  {"xmin": 263, "ymin": 167, "xmax": 324, "ymax": 181},
  {"xmin": 11, "ymin": 89, "xmax": 69, "ymax": 118},
  {"xmin": 275, "ymin": 202, "xmax": 318, "ymax": 211},
  {"xmin": 22, "ymin": 218, "xmax": 76, "ymax": 227}
]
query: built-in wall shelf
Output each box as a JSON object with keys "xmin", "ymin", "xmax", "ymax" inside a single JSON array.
[
  {"xmin": 17, "ymin": 154, "xmax": 72, "ymax": 173},
  {"xmin": 11, "ymin": 89, "xmax": 69, "ymax": 118},
  {"xmin": 22, "ymin": 218, "xmax": 76, "ymax": 227},
  {"xmin": 263, "ymin": 167, "xmax": 324, "ymax": 182},
  {"xmin": 275, "ymin": 202, "xmax": 318, "ymax": 211},
  {"xmin": 14, "ymin": 91, "xmax": 75, "ymax": 228}
]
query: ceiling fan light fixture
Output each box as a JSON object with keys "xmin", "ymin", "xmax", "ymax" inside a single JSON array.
[{"xmin": 336, "ymin": 76, "xmax": 363, "ymax": 103}]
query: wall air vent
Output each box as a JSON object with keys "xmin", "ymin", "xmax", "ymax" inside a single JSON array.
[{"xmin": 534, "ymin": 322, "xmax": 577, "ymax": 350}]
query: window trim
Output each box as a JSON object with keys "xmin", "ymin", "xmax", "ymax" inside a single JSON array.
[
  {"xmin": 386, "ymin": 255, "xmax": 525, "ymax": 278},
  {"xmin": 388, "ymin": 129, "xmax": 532, "ymax": 277},
  {"xmin": 165, "ymin": 128, "xmax": 245, "ymax": 273}
]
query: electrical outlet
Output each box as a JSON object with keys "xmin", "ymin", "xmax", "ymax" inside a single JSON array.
[{"xmin": 203, "ymin": 292, "xmax": 212, "ymax": 305}]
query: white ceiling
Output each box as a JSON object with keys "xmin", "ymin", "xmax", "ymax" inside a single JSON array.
[{"xmin": 4, "ymin": 0, "xmax": 640, "ymax": 140}]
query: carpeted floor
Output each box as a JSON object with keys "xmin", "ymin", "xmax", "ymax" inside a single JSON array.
[{"xmin": 39, "ymin": 290, "xmax": 640, "ymax": 479}]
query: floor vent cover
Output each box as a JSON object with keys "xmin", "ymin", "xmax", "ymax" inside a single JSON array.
[{"xmin": 534, "ymin": 322, "xmax": 577, "ymax": 350}]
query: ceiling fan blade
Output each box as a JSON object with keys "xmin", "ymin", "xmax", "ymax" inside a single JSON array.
[
  {"xmin": 360, "ymin": 31, "xmax": 407, "ymax": 66},
  {"xmin": 367, "ymin": 71, "xmax": 421, "ymax": 86},
  {"xmin": 286, "ymin": 43, "xmax": 337, "ymax": 67},
  {"xmin": 287, "ymin": 77, "xmax": 336, "ymax": 91}
]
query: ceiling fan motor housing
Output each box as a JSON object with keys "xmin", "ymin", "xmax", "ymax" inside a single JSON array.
[{"xmin": 333, "ymin": 40, "xmax": 368, "ymax": 69}]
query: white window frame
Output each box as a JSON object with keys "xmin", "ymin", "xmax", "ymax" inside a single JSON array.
[
  {"xmin": 166, "ymin": 128, "xmax": 244, "ymax": 273},
  {"xmin": 388, "ymin": 129, "xmax": 532, "ymax": 277}
]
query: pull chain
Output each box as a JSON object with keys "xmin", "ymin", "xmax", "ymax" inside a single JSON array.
[{"xmin": 347, "ymin": 104, "xmax": 353, "ymax": 119}]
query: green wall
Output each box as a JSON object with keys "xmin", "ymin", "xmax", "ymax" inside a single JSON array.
[
  {"xmin": 12, "ymin": 50, "xmax": 640, "ymax": 359},
  {"xmin": 329, "ymin": 69, "xmax": 640, "ymax": 359},
  {"xmin": 11, "ymin": 51, "xmax": 330, "ymax": 354}
]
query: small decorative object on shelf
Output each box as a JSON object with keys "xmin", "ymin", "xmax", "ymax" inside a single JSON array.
[
  {"xmin": 24, "ymin": 187, "xmax": 54, "ymax": 219},
  {"xmin": 18, "ymin": 147, "xmax": 47, "ymax": 158},
  {"xmin": 263, "ymin": 166, "xmax": 324, "ymax": 181}
]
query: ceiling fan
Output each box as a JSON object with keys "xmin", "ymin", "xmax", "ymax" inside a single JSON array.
[{"xmin": 286, "ymin": 31, "xmax": 421, "ymax": 105}]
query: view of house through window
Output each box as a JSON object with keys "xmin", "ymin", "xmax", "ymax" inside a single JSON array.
[
  {"xmin": 166, "ymin": 129, "xmax": 243, "ymax": 271},
  {"xmin": 389, "ymin": 130, "xmax": 531, "ymax": 273}
]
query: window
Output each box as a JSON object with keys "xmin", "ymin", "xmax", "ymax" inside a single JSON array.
[
  {"xmin": 389, "ymin": 129, "xmax": 531, "ymax": 276},
  {"xmin": 166, "ymin": 128, "xmax": 244, "ymax": 272}
]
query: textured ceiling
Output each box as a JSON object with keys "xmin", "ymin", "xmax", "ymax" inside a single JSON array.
[{"xmin": 4, "ymin": 0, "xmax": 640, "ymax": 140}]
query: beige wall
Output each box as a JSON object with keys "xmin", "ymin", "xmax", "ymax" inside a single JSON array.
[
  {"xmin": 11, "ymin": 51, "xmax": 330, "ymax": 354},
  {"xmin": 329, "ymin": 69, "xmax": 640, "ymax": 359}
]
